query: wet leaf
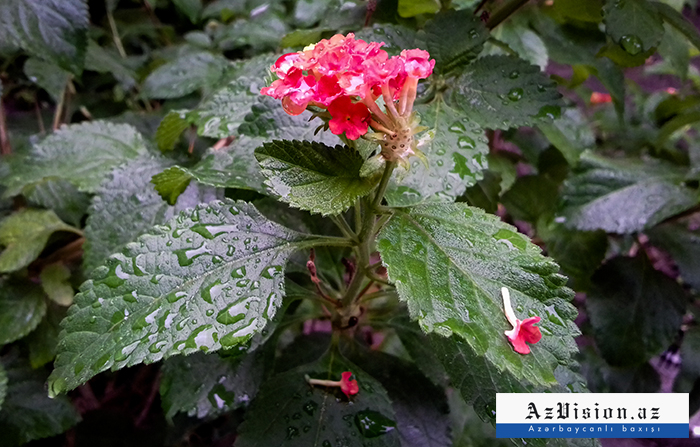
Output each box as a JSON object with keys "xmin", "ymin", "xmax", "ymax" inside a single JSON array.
[
  {"xmin": 384, "ymin": 98, "xmax": 489, "ymax": 207},
  {"xmin": 256, "ymin": 140, "xmax": 376, "ymax": 216},
  {"xmin": 2, "ymin": 121, "xmax": 151, "ymax": 197},
  {"xmin": 422, "ymin": 9, "xmax": 489, "ymax": 74},
  {"xmin": 603, "ymin": 0, "xmax": 663, "ymax": 54},
  {"xmin": 48, "ymin": 200, "xmax": 329, "ymax": 396},
  {"xmin": 152, "ymin": 137, "xmax": 269, "ymax": 204},
  {"xmin": 448, "ymin": 55, "xmax": 563, "ymax": 130},
  {"xmin": 235, "ymin": 351, "xmax": 400, "ymax": 447},
  {"xmin": 0, "ymin": 0, "xmax": 89, "ymax": 75},
  {"xmin": 377, "ymin": 203, "xmax": 579, "ymax": 390},
  {"xmin": 22, "ymin": 178, "xmax": 91, "ymax": 227},
  {"xmin": 160, "ymin": 350, "xmax": 264, "ymax": 420},
  {"xmin": 84, "ymin": 155, "xmax": 222, "ymax": 271},
  {"xmin": 142, "ymin": 50, "xmax": 231, "ymax": 99},
  {"xmin": 23, "ymin": 57, "xmax": 70, "ymax": 101},
  {"xmin": 558, "ymin": 151, "xmax": 698, "ymax": 233}
]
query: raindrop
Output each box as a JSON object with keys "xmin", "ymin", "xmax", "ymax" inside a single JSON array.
[
  {"xmin": 354, "ymin": 410, "xmax": 396, "ymax": 438},
  {"xmin": 619, "ymin": 34, "xmax": 643, "ymax": 55},
  {"xmin": 507, "ymin": 87, "xmax": 524, "ymax": 102}
]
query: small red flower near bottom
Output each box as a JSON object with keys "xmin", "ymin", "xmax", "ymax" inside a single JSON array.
[
  {"xmin": 501, "ymin": 287, "xmax": 542, "ymax": 355},
  {"xmin": 339, "ymin": 371, "xmax": 359, "ymax": 397},
  {"xmin": 327, "ymin": 96, "xmax": 371, "ymax": 140},
  {"xmin": 306, "ymin": 371, "xmax": 359, "ymax": 398}
]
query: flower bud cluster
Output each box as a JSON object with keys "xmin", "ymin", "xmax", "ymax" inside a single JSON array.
[{"xmin": 261, "ymin": 33, "xmax": 434, "ymax": 161}]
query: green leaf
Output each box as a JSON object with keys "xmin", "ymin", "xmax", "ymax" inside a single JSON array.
[
  {"xmin": 156, "ymin": 111, "xmax": 191, "ymax": 152},
  {"xmin": 142, "ymin": 50, "xmax": 231, "ymax": 99},
  {"xmin": 0, "ymin": 280, "xmax": 46, "ymax": 346},
  {"xmin": 2, "ymin": 121, "xmax": 151, "ymax": 197},
  {"xmin": 658, "ymin": 23, "xmax": 690, "ymax": 80},
  {"xmin": 0, "ymin": 0, "xmax": 89, "ymax": 75},
  {"xmin": 40, "ymin": 263, "xmax": 74, "ymax": 306},
  {"xmin": 398, "ymin": 0, "xmax": 440, "ymax": 17},
  {"xmin": 173, "ymin": 0, "xmax": 202, "ymax": 23},
  {"xmin": 537, "ymin": 221, "xmax": 607, "ymax": 291},
  {"xmin": 422, "ymin": 10, "xmax": 490, "ymax": 74},
  {"xmin": 428, "ymin": 330, "xmax": 590, "ymax": 442},
  {"xmin": 447, "ymin": 55, "xmax": 563, "ymax": 130},
  {"xmin": 554, "ymin": 0, "xmax": 604, "ymax": 23},
  {"xmin": 239, "ymin": 96, "xmax": 341, "ymax": 146},
  {"xmin": 537, "ymin": 108, "xmax": 595, "ymax": 165},
  {"xmin": 501, "ymin": 175, "xmax": 559, "ymax": 223},
  {"xmin": 23, "ymin": 57, "xmax": 70, "ymax": 102},
  {"xmin": 83, "ymin": 155, "xmax": 221, "ymax": 272},
  {"xmin": 376, "ymin": 203, "xmax": 579, "ymax": 389},
  {"xmin": 160, "ymin": 350, "xmax": 263, "ymax": 420},
  {"xmin": 384, "ymin": 98, "xmax": 489, "ymax": 207},
  {"xmin": 354, "ymin": 24, "xmax": 423, "ymax": 57},
  {"xmin": 346, "ymin": 348, "xmax": 451, "ymax": 447},
  {"xmin": 558, "ymin": 151, "xmax": 698, "ymax": 233},
  {"xmin": 596, "ymin": 41, "xmax": 655, "ymax": 67},
  {"xmin": 603, "ymin": 0, "xmax": 664, "ymax": 54},
  {"xmin": 647, "ymin": 219, "xmax": 700, "ymax": 290},
  {"xmin": 235, "ymin": 351, "xmax": 400, "ymax": 447},
  {"xmin": 192, "ymin": 77, "xmax": 262, "ymax": 139},
  {"xmin": 48, "ymin": 200, "xmax": 324, "ymax": 396},
  {"xmin": 84, "ymin": 40, "xmax": 137, "ymax": 89},
  {"xmin": 0, "ymin": 351, "xmax": 80, "ymax": 446},
  {"xmin": 390, "ymin": 314, "xmax": 448, "ymax": 386},
  {"xmin": 586, "ymin": 256, "xmax": 687, "ymax": 367},
  {"xmin": 486, "ymin": 18, "xmax": 549, "ymax": 70},
  {"xmin": 654, "ymin": 1, "xmax": 700, "ymax": 53},
  {"xmin": 152, "ymin": 136, "xmax": 269, "ymax": 204},
  {"xmin": 255, "ymin": 140, "xmax": 376, "ymax": 216},
  {"xmin": 26, "ymin": 307, "xmax": 65, "ymax": 368},
  {"xmin": 0, "ymin": 209, "xmax": 79, "ymax": 273},
  {"xmin": 22, "ymin": 178, "xmax": 91, "ymax": 227}
]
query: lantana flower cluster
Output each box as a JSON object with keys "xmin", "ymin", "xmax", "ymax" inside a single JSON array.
[{"xmin": 261, "ymin": 33, "xmax": 435, "ymax": 162}]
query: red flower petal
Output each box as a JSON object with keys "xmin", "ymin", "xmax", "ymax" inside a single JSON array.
[
  {"xmin": 505, "ymin": 316, "xmax": 542, "ymax": 355},
  {"xmin": 340, "ymin": 371, "xmax": 359, "ymax": 397}
]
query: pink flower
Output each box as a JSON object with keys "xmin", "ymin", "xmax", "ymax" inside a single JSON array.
[
  {"xmin": 501, "ymin": 287, "xmax": 542, "ymax": 355},
  {"xmin": 260, "ymin": 33, "xmax": 435, "ymax": 162},
  {"xmin": 328, "ymin": 96, "xmax": 371, "ymax": 140},
  {"xmin": 306, "ymin": 371, "xmax": 359, "ymax": 398},
  {"xmin": 340, "ymin": 371, "xmax": 359, "ymax": 397},
  {"xmin": 400, "ymin": 49, "xmax": 435, "ymax": 78}
]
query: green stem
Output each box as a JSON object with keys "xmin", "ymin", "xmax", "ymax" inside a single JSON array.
[
  {"xmin": 308, "ymin": 235, "xmax": 356, "ymax": 248},
  {"xmin": 106, "ymin": 1, "xmax": 127, "ymax": 59},
  {"xmin": 330, "ymin": 215, "xmax": 357, "ymax": 242},
  {"xmin": 341, "ymin": 162, "xmax": 397, "ymax": 306},
  {"xmin": 486, "ymin": 0, "xmax": 530, "ymax": 30}
]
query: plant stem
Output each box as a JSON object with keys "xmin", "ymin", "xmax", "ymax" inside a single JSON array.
[
  {"xmin": 341, "ymin": 162, "xmax": 396, "ymax": 306},
  {"xmin": 330, "ymin": 214, "xmax": 357, "ymax": 242},
  {"xmin": 106, "ymin": 0, "xmax": 127, "ymax": 59},
  {"xmin": 52, "ymin": 84, "xmax": 67, "ymax": 130},
  {"xmin": 486, "ymin": 0, "xmax": 530, "ymax": 30}
]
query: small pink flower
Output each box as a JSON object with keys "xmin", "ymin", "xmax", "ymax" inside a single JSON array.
[
  {"xmin": 306, "ymin": 371, "xmax": 359, "ymax": 398},
  {"xmin": 328, "ymin": 96, "xmax": 371, "ymax": 140},
  {"xmin": 340, "ymin": 372, "xmax": 359, "ymax": 397},
  {"xmin": 502, "ymin": 287, "xmax": 542, "ymax": 355}
]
